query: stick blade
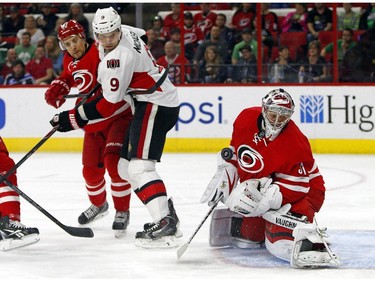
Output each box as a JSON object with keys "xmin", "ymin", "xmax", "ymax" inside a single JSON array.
[
  {"xmin": 63, "ymin": 226, "xmax": 94, "ymax": 238},
  {"xmin": 176, "ymin": 243, "xmax": 188, "ymax": 260}
]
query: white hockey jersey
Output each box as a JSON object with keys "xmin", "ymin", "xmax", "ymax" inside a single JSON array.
[{"xmin": 96, "ymin": 25, "xmax": 179, "ymax": 115}]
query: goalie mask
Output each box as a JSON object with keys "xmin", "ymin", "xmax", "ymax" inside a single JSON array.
[{"xmin": 261, "ymin": 88, "xmax": 295, "ymax": 141}]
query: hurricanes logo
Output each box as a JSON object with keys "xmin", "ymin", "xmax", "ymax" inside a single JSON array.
[
  {"xmin": 72, "ymin": 69, "xmax": 94, "ymax": 92},
  {"xmin": 237, "ymin": 145, "xmax": 264, "ymax": 173}
]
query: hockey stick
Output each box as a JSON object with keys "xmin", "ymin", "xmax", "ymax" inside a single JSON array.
[
  {"xmin": 127, "ymin": 64, "xmax": 170, "ymax": 95},
  {"xmin": 0, "ymin": 83, "xmax": 100, "ymax": 185},
  {"xmin": 3, "ymin": 178, "xmax": 94, "ymax": 238},
  {"xmin": 177, "ymin": 194, "xmax": 223, "ymax": 260}
]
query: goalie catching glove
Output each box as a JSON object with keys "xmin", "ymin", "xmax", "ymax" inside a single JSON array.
[
  {"xmin": 50, "ymin": 108, "xmax": 88, "ymax": 132},
  {"xmin": 225, "ymin": 177, "xmax": 282, "ymax": 217},
  {"xmin": 45, "ymin": 79, "xmax": 70, "ymax": 108},
  {"xmin": 201, "ymin": 149, "xmax": 238, "ymax": 206}
]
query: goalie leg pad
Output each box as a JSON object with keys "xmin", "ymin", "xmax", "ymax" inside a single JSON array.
[
  {"xmin": 209, "ymin": 208, "xmax": 263, "ymax": 249},
  {"xmin": 291, "ymin": 225, "xmax": 341, "ymax": 268}
]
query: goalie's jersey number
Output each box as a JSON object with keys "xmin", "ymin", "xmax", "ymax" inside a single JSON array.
[
  {"xmin": 0, "ymin": 99, "xmax": 5, "ymax": 129},
  {"xmin": 175, "ymin": 96, "xmax": 223, "ymax": 131}
]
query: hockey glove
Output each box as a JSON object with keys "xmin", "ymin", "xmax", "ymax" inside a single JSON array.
[
  {"xmin": 200, "ymin": 151, "xmax": 238, "ymax": 206},
  {"xmin": 50, "ymin": 109, "xmax": 88, "ymax": 132},
  {"xmin": 45, "ymin": 79, "xmax": 70, "ymax": 108},
  {"xmin": 225, "ymin": 177, "xmax": 282, "ymax": 217}
]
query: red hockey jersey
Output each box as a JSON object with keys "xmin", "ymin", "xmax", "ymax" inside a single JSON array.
[
  {"xmin": 230, "ymin": 107, "xmax": 325, "ymax": 219},
  {"xmin": 59, "ymin": 40, "xmax": 131, "ymax": 132}
]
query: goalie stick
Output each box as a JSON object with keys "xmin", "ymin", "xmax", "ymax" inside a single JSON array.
[
  {"xmin": 177, "ymin": 194, "xmax": 223, "ymax": 260},
  {"xmin": 63, "ymin": 65, "xmax": 170, "ymax": 99},
  {"xmin": 0, "ymin": 83, "xmax": 100, "ymax": 185},
  {"xmin": 2, "ymin": 178, "xmax": 94, "ymax": 238}
]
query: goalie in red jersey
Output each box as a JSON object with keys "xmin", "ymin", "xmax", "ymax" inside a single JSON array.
[
  {"xmin": 0, "ymin": 137, "xmax": 39, "ymax": 250},
  {"xmin": 201, "ymin": 88, "xmax": 340, "ymax": 268},
  {"xmin": 44, "ymin": 20, "xmax": 133, "ymax": 238}
]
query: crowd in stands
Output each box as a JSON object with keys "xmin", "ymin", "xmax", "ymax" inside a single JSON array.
[{"xmin": 0, "ymin": 3, "xmax": 375, "ymax": 85}]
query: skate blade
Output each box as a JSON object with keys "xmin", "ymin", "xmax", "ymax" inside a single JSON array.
[
  {"xmin": 0, "ymin": 234, "xmax": 40, "ymax": 251},
  {"xmin": 134, "ymin": 235, "xmax": 179, "ymax": 249},
  {"xmin": 114, "ymin": 229, "xmax": 127, "ymax": 239}
]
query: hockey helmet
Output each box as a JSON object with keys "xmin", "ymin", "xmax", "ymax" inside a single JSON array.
[
  {"xmin": 57, "ymin": 20, "xmax": 86, "ymax": 50},
  {"xmin": 261, "ymin": 88, "xmax": 295, "ymax": 141},
  {"xmin": 92, "ymin": 7, "xmax": 121, "ymax": 36}
]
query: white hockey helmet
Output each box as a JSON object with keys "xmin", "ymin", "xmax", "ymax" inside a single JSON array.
[
  {"xmin": 92, "ymin": 7, "xmax": 121, "ymax": 38},
  {"xmin": 261, "ymin": 88, "xmax": 295, "ymax": 141}
]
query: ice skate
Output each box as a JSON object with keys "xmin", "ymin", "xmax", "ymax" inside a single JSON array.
[
  {"xmin": 112, "ymin": 210, "xmax": 130, "ymax": 238},
  {"xmin": 142, "ymin": 198, "xmax": 183, "ymax": 238},
  {"xmin": 78, "ymin": 201, "xmax": 109, "ymax": 225},
  {"xmin": 0, "ymin": 216, "xmax": 40, "ymax": 251},
  {"xmin": 135, "ymin": 213, "xmax": 179, "ymax": 249}
]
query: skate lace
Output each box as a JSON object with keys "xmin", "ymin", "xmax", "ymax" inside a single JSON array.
[
  {"xmin": 83, "ymin": 205, "xmax": 100, "ymax": 219},
  {"xmin": 8, "ymin": 219, "xmax": 28, "ymax": 230}
]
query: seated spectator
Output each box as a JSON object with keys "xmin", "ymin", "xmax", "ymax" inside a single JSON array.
[
  {"xmin": 0, "ymin": 7, "xmax": 6, "ymax": 35},
  {"xmin": 183, "ymin": 11, "xmax": 204, "ymax": 62},
  {"xmin": 298, "ymin": 40, "xmax": 328, "ymax": 82},
  {"xmin": 16, "ymin": 16, "xmax": 46, "ymax": 47},
  {"xmin": 268, "ymin": 46, "xmax": 298, "ymax": 83},
  {"xmin": 169, "ymin": 27, "xmax": 182, "ymax": 55},
  {"xmin": 65, "ymin": 3, "xmax": 89, "ymax": 38},
  {"xmin": 281, "ymin": 3, "xmax": 308, "ymax": 32},
  {"xmin": 198, "ymin": 45, "xmax": 227, "ymax": 83},
  {"xmin": 44, "ymin": 35, "xmax": 63, "ymax": 77},
  {"xmin": 253, "ymin": 3, "xmax": 278, "ymax": 51},
  {"xmin": 14, "ymin": 32, "xmax": 36, "ymax": 65},
  {"xmin": 51, "ymin": 17, "xmax": 66, "ymax": 37},
  {"xmin": 3, "ymin": 6, "xmax": 25, "ymax": 37},
  {"xmin": 4, "ymin": 59, "xmax": 34, "ymax": 85},
  {"xmin": 230, "ymin": 3, "xmax": 256, "ymax": 43},
  {"xmin": 156, "ymin": 41, "xmax": 190, "ymax": 84},
  {"xmin": 194, "ymin": 3, "xmax": 217, "ymax": 37},
  {"xmin": 146, "ymin": 28, "xmax": 165, "ymax": 61},
  {"xmin": 0, "ymin": 48, "xmax": 17, "ymax": 78},
  {"xmin": 341, "ymin": 27, "xmax": 375, "ymax": 82},
  {"xmin": 0, "ymin": 33, "xmax": 15, "ymax": 64},
  {"xmin": 307, "ymin": 3, "xmax": 333, "ymax": 43},
  {"xmin": 231, "ymin": 28, "xmax": 258, "ymax": 65},
  {"xmin": 193, "ymin": 25, "xmax": 229, "ymax": 65},
  {"xmin": 25, "ymin": 46, "xmax": 53, "ymax": 84},
  {"xmin": 231, "ymin": 45, "xmax": 257, "ymax": 83},
  {"xmin": 359, "ymin": 3, "xmax": 375, "ymax": 30},
  {"xmin": 163, "ymin": 3, "xmax": 181, "ymax": 31},
  {"xmin": 206, "ymin": 13, "xmax": 235, "ymax": 53},
  {"xmin": 36, "ymin": 3, "xmax": 59, "ymax": 36},
  {"xmin": 338, "ymin": 3, "xmax": 360, "ymax": 31},
  {"xmin": 320, "ymin": 28, "xmax": 356, "ymax": 63},
  {"xmin": 151, "ymin": 15, "xmax": 169, "ymax": 43}
]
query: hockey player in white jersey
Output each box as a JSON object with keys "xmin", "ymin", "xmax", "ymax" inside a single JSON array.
[{"xmin": 50, "ymin": 7, "xmax": 181, "ymax": 247}]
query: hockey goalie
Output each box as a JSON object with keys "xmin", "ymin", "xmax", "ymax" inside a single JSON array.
[
  {"xmin": 0, "ymin": 137, "xmax": 39, "ymax": 251},
  {"xmin": 201, "ymin": 89, "xmax": 340, "ymax": 268}
]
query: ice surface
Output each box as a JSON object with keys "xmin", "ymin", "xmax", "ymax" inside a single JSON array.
[{"xmin": 1, "ymin": 152, "xmax": 375, "ymax": 279}]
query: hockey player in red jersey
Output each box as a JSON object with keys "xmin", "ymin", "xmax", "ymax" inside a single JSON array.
[
  {"xmin": 201, "ymin": 89, "xmax": 340, "ymax": 268},
  {"xmin": 44, "ymin": 20, "xmax": 133, "ymax": 238},
  {"xmin": 49, "ymin": 8, "xmax": 181, "ymax": 248},
  {"xmin": 0, "ymin": 137, "xmax": 40, "ymax": 250}
]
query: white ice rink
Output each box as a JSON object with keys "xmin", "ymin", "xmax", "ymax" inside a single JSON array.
[{"xmin": 1, "ymin": 152, "xmax": 375, "ymax": 279}]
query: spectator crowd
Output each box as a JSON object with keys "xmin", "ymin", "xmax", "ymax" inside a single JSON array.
[{"xmin": 1, "ymin": 2, "xmax": 375, "ymax": 85}]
